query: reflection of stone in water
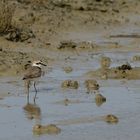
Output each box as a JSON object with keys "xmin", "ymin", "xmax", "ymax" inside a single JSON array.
[
  {"xmin": 95, "ymin": 94, "xmax": 106, "ymax": 107},
  {"xmin": 100, "ymin": 56, "xmax": 111, "ymax": 69},
  {"xmin": 101, "ymin": 72, "xmax": 108, "ymax": 80},
  {"xmin": 64, "ymin": 98, "xmax": 81, "ymax": 106},
  {"xmin": 33, "ymin": 124, "xmax": 61, "ymax": 135},
  {"xmin": 85, "ymin": 79, "xmax": 99, "ymax": 93},
  {"xmin": 64, "ymin": 98, "xmax": 69, "ymax": 106},
  {"xmin": 23, "ymin": 103, "xmax": 41, "ymax": 122},
  {"xmin": 55, "ymin": 98, "xmax": 81, "ymax": 106},
  {"xmin": 104, "ymin": 114, "xmax": 119, "ymax": 124},
  {"xmin": 63, "ymin": 66, "xmax": 73, "ymax": 73},
  {"xmin": 133, "ymin": 55, "xmax": 140, "ymax": 61}
]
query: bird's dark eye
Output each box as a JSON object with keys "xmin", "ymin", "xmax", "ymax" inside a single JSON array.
[{"xmin": 36, "ymin": 63, "xmax": 40, "ymax": 65}]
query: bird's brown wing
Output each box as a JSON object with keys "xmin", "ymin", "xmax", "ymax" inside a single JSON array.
[{"xmin": 23, "ymin": 66, "xmax": 42, "ymax": 80}]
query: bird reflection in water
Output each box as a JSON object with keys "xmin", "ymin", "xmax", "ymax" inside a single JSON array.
[{"xmin": 23, "ymin": 103, "xmax": 41, "ymax": 124}]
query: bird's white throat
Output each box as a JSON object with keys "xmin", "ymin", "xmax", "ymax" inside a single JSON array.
[{"xmin": 32, "ymin": 63, "xmax": 41, "ymax": 68}]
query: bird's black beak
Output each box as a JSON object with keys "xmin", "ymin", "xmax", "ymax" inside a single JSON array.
[{"xmin": 40, "ymin": 62, "xmax": 47, "ymax": 66}]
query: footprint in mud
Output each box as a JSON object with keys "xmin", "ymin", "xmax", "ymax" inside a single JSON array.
[{"xmin": 33, "ymin": 124, "xmax": 61, "ymax": 135}]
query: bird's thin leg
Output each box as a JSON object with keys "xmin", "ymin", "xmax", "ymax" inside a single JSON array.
[
  {"xmin": 25, "ymin": 80, "xmax": 30, "ymax": 103},
  {"xmin": 34, "ymin": 81, "xmax": 38, "ymax": 103}
]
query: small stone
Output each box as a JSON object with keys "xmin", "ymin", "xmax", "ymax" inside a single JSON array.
[
  {"xmin": 105, "ymin": 114, "xmax": 119, "ymax": 124},
  {"xmin": 33, "ymin": 124, "xmax": 61, "ymax": 135},
  {"xmin": 61, "ymin": 80, "xmax": 79, "ymax": 89},
  {"xmin": 85, "ymin": 79, "xmax": 99, "ymax": 93},
  {"xmin": 95, "ymin": 94, "xmax": 106, "ymax": 107}
]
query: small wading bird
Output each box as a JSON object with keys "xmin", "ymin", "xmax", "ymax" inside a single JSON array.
[{"xmin": 23, "ymin": 60, "xmax": 47, "ymax": 103}]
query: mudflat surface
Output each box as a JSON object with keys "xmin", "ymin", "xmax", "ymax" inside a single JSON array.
[{"xmin": 1, "ymin": 0, "xmax": 140, "ymax": 140}]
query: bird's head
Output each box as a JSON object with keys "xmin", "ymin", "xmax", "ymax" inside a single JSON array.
[{"xmin": 32, "ymin": 60, "xmax": 47, "ymax": 68}]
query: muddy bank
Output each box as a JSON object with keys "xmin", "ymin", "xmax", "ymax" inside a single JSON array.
[{"xmin": 86, "ymin": 66, "xmax": 140, "ymax": 80}]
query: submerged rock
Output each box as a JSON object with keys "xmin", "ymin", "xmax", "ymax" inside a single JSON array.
[
  {"xmin": 104, "ymin": 114, "xmax": 119, "ymax": 124},
  {"xmin": 63, "ymin": 66, "xmax": 73, "ymax": 73},
  {"xmin": 95, "ymin": 94, "xmax": 106, "ymax": 107},
  {"xmin": 33, "ymin": 124, "xmax": 61, "ymax": 135},
  {"xmin": 85, "ymin": 79, "xmax": 99, "ymax": 93},
  {"xmin": 61, "ymin": 80, "xmax": 79, "ymax": 89}
]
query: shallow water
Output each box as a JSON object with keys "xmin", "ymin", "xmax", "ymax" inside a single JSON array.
[
  {"xmin": 1, "ymin": 54, "xmax": 140, "ymax": 140},
  {"xmin": 1, "ymin": 23, "xmax": 140, "ymax": 139}
]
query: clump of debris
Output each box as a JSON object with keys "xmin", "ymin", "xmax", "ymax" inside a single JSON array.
[
  {"xmin": 5, "ymin": 27, "xmax": 35, "ymax": 42},
  {"xmin": 117, "ymin": 62, "xmax": 132, "ymax": 70},
  {"xmin": 58, "ymin": 41, "xmax": 77, "ymax": 49}
]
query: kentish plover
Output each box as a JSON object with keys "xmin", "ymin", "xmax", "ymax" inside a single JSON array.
[{"xmin": 23, "ymin": 60, "xmax": 46, "ymax": 103}]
